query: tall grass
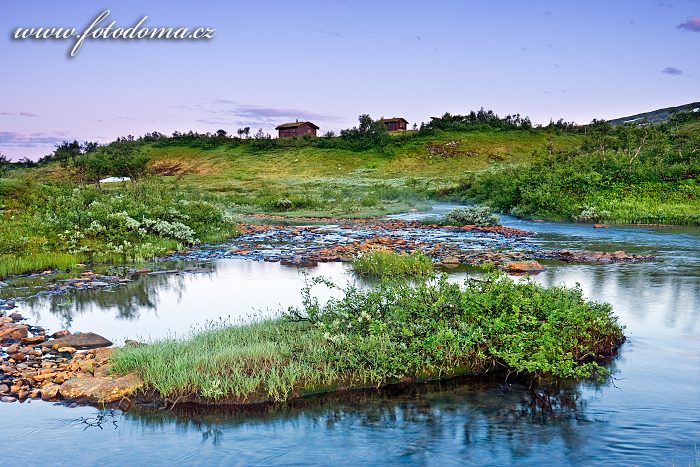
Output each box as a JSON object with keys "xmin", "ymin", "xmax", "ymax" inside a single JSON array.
[
  {"xmin": 0, "ymin": 252, "xmax": 80, "ymax": 277},
  {"xmin": 352, "ymin": 250, "xmax": 434, "ymax": 277}
]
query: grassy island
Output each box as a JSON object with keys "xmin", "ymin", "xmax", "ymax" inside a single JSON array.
[{"xmin": 110, "ymin": 273, "xmax": 625, "ymax": 404}]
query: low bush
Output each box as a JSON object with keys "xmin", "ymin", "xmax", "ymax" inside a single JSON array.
[{"xmin": 443, "ymin": 206, "xmax": 501, "ymax": 226}]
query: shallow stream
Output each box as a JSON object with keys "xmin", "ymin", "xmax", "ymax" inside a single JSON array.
[{"xmin": 2, "ymin": 207, "xmax": 699, "ymax": 465}]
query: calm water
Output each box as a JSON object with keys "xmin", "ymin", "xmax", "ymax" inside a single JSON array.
[{"xmin": 2, "ymin": 210, "xmax": 700, "ymax": 466}]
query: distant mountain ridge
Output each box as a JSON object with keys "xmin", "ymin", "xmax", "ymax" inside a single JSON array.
[{"xmin": 608, "ymin": 101, "xmax": 700, "ymax": 125}]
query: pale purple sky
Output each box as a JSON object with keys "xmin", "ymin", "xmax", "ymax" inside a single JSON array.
[{"xmin": 1, "ymin": 0, "xmax": 698, "ymax": 160}]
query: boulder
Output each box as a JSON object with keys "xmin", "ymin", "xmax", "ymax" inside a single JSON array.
[
  {"xmin": 50, "ymin": 330, "xmax": 71, "ymax": 339},
  {"xmin": 41, "ymin": 384, "xmax": 60, "ymax": 401},
  {"xmin": 505, "ymin": 261, "xmax": 545, "ymax": 274},
  {"xmin": 45, "ymin": 332, "xmax": 112, "ymax": 350},
  {"xmin": 21, "ymin": 335, "xmax": 45, "ymax": 345},
  {"xmin": 0, "ymin": 324, "xmax": 28, "ymax": 341},
  {"xmin": 59, "ymin": 373, "xmax": 143, "ymax": 403}
]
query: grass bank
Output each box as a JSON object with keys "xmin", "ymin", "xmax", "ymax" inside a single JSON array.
[
  {"xmin": 455, "ymin": 113, "xmax": 700, "ymax": 224},
  {"xmin": 110, "ymin": 273, "xmax": 625, "ymax": 404},
  {"xmin": 0, "ymin": 178, "xmax": 238, "ymax": 277}
]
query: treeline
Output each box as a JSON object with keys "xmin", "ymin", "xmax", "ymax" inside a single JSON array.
[
  {"xmin": 20, "ymin": 109, "xmax": 573, "ymax": 167},
  {"xmin": 454, "ymin": 110, "xmax": 700, "ymax": 223}
]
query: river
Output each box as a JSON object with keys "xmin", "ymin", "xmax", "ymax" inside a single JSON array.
[{"xmin": 1, "ymin": 209, "xmax": 699, "ymax": 466}]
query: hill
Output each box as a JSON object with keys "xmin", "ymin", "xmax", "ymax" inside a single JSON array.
[{"xmin": 608, "ymin": 101, "xmax": 700, "ymax": 126}]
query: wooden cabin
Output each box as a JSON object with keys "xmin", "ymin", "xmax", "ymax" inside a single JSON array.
[
  {"xmin": 275, "ymin": 121, "xmax": 319, "ymax": 138},
  {"xmin": 378, "ymin": 117, "xmax": 408, "ymax": 131}
]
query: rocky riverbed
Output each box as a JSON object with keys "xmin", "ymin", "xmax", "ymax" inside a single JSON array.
[
  {"xmin": 0, "ymin": 311, "xmax": 142, "ymax": 406},
  {"xmin": 163, "ymin": 219, "xmax": 654, "ymax": 269}
]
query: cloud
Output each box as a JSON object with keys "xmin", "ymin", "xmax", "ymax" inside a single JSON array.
[
  {"xmin": 317, "ymin": 30, "xmax": 344, "ymax": 38},
  {"xmin": 661, "ymin": 66, "xmax": 683, "ymax": 75},
  {"xmin": 0, "ymin": 111, "xmax": 39, "ymax": 118},
  {"xmin": 677, "ymin": 15, "xmax": 700, "ymax": 32},
  {"xmin": 0, "ymin": 131, "xmax": 67, "ymax": 148}
]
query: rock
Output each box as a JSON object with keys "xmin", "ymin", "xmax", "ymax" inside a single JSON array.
[
  {"xmin": 442, "ymin": 256, "xmax": 461, "ymax": 265},
  {"xmin": 505, "ymin": 261, "xmax": 545, "ymax": 274},
  {"xmin": 45, "ymin": 332, "xmax": 113, "ymax": 350},
  {"xmin": 59, "ymin": 373, "xmax": 143, "ymax": 403},
  {"xmin": 124, "ymin": 340, "xmax": 141, "ymax": 348},
  {"xmin": 90, "ymin": 281, "xmax": 110, "ymax": 287},
  {"xmin": 57, "ymin": 346, "xmax": 77, "ymax": 354},
  {"xmin": 50, "ymin": 330, "xmax": 71, "ymax": 339},
  {"xmin": 1, "ymin": 396, "xmax": 17, "ymax": 403},
  {"xmin": 0, "ymin": 324, "xmax": 28, "ymax": 341},
  {"xmin": 0, "ymin": 384, "xmax": 9, "ymax": 393},
  {"xmin": 6, "ymin": 343, "xmax": 20, "ymax": 354},
  {"xmin": 0, "ymin": 281, "xmax": 7, "ymax": 287},
  {"xmin": 21, "ymin": 335, "xmax": 45, "ymax": 345},
  {"xmin": 593, "ymin": 224, "xmax": 609, "ymax": 228},
  {"xmin": 9, "ymin": 353, "xmax": 26, "ymax": 362},
  {"xmin": 41, "ymin": 384, "xmax": 60, "ymax": 401},
  {"xmin": 9, "ymin": 313, "xmax": 23, "ymax": 322},
  {"xmin": 92, "ymin": 347, "xmax": 115, "ymax": 363}
]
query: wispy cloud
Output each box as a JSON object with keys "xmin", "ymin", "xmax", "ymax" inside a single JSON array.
[
  {"xmin": 0, "ymin": 111, "xmax": 39, "ymax": 118},
  {"xmin": 317, "ymin": 29, "xmax": 344, "ymax": 38},
  {"xmin": 677, "ymin": 15, "xmax": 700, "ymax": 32},
  {"xmin": 661, "ymin": 66, "xmax": 683, "ymax": 75}
]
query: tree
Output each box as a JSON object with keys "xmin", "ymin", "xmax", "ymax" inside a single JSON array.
[
  {"xmin": 339, "ymin": 114, "xmax": 390, "ymax": 150},
  {"xmin": 53, "ymin": 140, "xmax": 82, "ymax": 167},
  {"xmin": 243, "ymin": 127, "xmax": 250, "ymax": 138},
  {"xmin": 216, "ymin": 129, "xmax": 228, "ymax": 138},
  {"xmin": 73, "ymin": 141, "xmax": 149, "ymax": 188}
]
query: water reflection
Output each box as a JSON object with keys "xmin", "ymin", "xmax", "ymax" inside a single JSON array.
[{"xmin": 118, "ymin": 378, "xmax": 595, "ymax": 464}]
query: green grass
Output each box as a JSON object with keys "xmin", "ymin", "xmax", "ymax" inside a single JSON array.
[
  {"xmin": 133, "ymin": 129, "xmax": 580, "ymax": 217},
  {"xmin": 352, "ymin": 250, "xmax": 434, "ymax": 277},
  {"xmin": 111, "ymin": 273, "xmax": 625, "ymax": 403},
  {"xmin": 0, "ymin": 252, "xmax": 80, "ymax": 277}
]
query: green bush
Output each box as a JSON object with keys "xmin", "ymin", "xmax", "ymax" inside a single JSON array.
[{"xmin": 443, "ymin": 206, "xmax": 501, "ymax": 226}]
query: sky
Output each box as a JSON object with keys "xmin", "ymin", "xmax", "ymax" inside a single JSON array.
[{"xmin": 1, "ymin": 0, "xmax": 698, "ymax": 160}]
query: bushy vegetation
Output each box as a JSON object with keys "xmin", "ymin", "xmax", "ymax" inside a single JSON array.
[
  {"xmin": 111, "ymin": 273, "xmax": 624, "ymax": 402},
  {"xmin": 442, "ymin": 206, "xmax": 501, "ymax": 226},
  {"xmin": 0, "ymin": 179, "xmax": 237, "ymax": 276},
  {"xmin": 352, "ymin": 250, "xmax": 434, "ymax": 277},
  {"xmin": 456, "ymin": 112, "xmax": 700, "ymax": 224}
]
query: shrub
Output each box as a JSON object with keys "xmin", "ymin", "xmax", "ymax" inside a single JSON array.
[{"xmin": 443, "ymin": 206, "xmax": 501, "ymax": 226}]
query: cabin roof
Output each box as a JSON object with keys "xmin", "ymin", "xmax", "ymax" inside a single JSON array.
[{"xmin": 275, "ymin": 121, "xmax": 320, "ymax": 130}]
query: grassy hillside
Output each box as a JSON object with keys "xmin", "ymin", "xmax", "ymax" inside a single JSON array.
[{"xmin": 139, "ymin": 129, "xmax": 581, "ymax": 217}]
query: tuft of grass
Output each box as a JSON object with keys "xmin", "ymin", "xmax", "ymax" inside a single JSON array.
[
  {"xmin": 352, "ymin": 250, "xmax": 434, "ymax": 277},
  {"xmin": 0, "ymin": 252, "xmax": 80, "ymax": 277},
  {"xmin": 111, "ymin": 273, "xmax": 625, "ymax": 403}
]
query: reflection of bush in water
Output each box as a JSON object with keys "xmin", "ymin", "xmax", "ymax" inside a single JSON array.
[
  {"xmin": 122, "ymin": 378, "xmax": 592, "ymax": 455},
  {"xmin": 31, "ymin": 268, "xmax": 213, "ymax": 328}
]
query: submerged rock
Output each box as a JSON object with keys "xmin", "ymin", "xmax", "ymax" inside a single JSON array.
[
  {"xmin": 505, "ymin": 261, "xmax": 545, "ymax": 274},
  {"xmin": 59, "ymin": 373, "xmax": 143, "ymax": 403}
]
